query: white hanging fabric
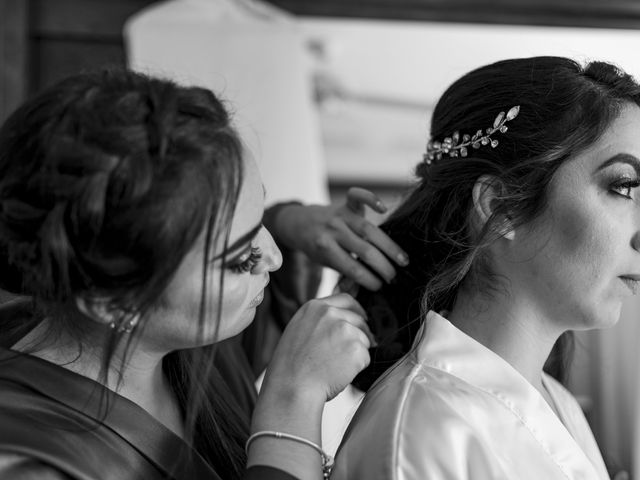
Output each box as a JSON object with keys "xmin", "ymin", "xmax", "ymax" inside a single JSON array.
[
  {"xmin": 124, "ymin": 0, "xmax": 329, "ymax": 205},
  {"xmin": 595, "ymin": 298, "xmax": 640, "ymax": 477},
  {"xmin": 571, "ymin": 296, "xmax": 640, "ymax": 476}
]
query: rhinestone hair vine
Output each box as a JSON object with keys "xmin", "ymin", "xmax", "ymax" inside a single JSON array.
[{"xmin": 424, "ymin": 105, "xmax": 520, "ymax": 164}]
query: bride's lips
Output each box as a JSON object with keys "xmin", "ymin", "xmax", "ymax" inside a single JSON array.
[{"xmin": 620, "ymin": 275, "xmax": 640, "ymax": 294}]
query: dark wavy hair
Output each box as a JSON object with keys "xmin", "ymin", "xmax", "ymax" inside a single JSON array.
[
  {"xmin": 0, "ymin": 69, "xmax": 248, "ymax": 478},
  {"xmin": 353, "ymin": 56, "xmax": 640, "ymax": 390}
]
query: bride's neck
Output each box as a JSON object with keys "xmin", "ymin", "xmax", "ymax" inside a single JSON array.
[{"xmin": 447, "ymin": 286, "xmax": 562, "ymax": 393}]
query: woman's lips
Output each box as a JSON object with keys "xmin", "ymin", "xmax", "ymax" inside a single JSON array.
[
  {"xmin": 249, "ymin": 290, "xmax": 265, "ymax": 308},
  {"xmin": 249, "ymin": 276, "xmax": 270, "ymax": 308}
]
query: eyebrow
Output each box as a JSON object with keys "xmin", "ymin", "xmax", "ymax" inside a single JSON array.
[
  {"xmin": 213, "ymin": 221, "xmax": 263, "ymax": 261},
  {"xmin": 595, "ymin": 153, "xmax": 640, "ymax": 176}
]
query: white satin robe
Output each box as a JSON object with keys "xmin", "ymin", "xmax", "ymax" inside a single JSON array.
[{"xmin": 331, "ymin": 311, "xmax": 609, "ymax": 480}]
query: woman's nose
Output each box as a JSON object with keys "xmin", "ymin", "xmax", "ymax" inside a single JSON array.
[{"xmin": 256, "ymin": 227, "xmax": 283, "ymax": 273}]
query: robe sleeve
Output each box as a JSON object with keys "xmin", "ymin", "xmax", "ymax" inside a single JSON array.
[
  {"xmin": 0, "ymin": 453, "xmax": 73, "ymax": 480},
  {"xmin": 393, "ymin": 422, "xmax": 507, "ymax": 480},
  {"xmin": 0, "ymin": 453, "xmax": 300, "ymax": 480},
  {"xmin": 394, "ymin": 388, "xmax": 509, "ymax": 480},
  {"xmin": 333, "ymin": 381, "xmax": 510, "ymax": 480}
]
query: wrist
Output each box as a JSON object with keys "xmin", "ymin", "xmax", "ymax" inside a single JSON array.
[
  {"xmin": 249, "ymin": 384, "xmax": 328, "ymax": 480},
  {"xmin": 246, "ymin": 431, "xmax": 332, "ymax": 480},
  {"xmin": 253, "ymin": 377, "xmax": 324, "ymax": 432}
]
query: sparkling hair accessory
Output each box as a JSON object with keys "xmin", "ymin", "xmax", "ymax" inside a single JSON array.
[{"xmin": 424, "ymin": 105, "xmax": 520, "ymax": 164}]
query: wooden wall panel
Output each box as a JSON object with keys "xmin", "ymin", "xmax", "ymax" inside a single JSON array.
[
  {"xmin": 31, "ymin": 40, "xmax": 127, "ymax": 92},
  {"xmin": 0, "ymin": 0, "xmax": 29, "ymax": 122},
  {"xmin": 27, "ymin": 0, "xmax": 155, "ymax": 94},
  {"xmin": 5, "ymin": 0, "xmax": 640, "ymax": 123},
  {"xmin": 31, "ymin": 0, "xmax": 156, "ymax": 38}
]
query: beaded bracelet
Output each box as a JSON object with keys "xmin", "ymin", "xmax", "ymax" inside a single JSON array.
[{"xmin": 245, "ymin": 430, "xmax": 334, "ymax": 479}]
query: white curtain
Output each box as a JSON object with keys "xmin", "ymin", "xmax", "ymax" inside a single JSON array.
[
  {"xmin": 124, "ymin": 0, "xmax": 328, "ymax": 206},
  {"xmin": 571, "ymin": 296, "xmax": 640, "ymax": 475}
]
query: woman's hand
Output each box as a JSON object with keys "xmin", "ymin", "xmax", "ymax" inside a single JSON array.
[
  {"xmin": 269, "ymin": 187, "xmax": 409, "ymax": 291},
  {"xmin": 248, "ymin": 293, "xmax": 374, "ymax": 478},
  {"xmin": 261, "ymin": 292, "xmax": 373, "ymax": 403}
]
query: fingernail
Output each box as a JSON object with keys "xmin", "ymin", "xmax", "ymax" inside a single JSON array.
[
  {"xmin": 397, "ymin": 253, "xmax": 409, "ymax": 266},
  {"xmin": 376, "ymin": 201, "xmax": 387, "ymax": 213}
]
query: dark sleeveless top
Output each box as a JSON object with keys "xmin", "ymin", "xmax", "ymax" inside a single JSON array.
[{"xmin": 0, "ymin": 299, "xmax": 296, "ymax": 480}]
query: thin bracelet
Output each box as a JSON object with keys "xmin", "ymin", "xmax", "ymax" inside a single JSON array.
[{"xmin": 246, "ymin": 430, "xmax": 334, "ymax": 479}]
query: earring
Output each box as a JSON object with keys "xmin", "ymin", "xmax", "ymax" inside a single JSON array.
[{"xmin": 109, "ymin": 313, "xmax": 140, "ymax": 333}]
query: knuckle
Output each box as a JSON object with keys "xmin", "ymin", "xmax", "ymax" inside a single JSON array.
[
  {"xmin": 348, "ymin": 265, "xmax": 365, "ymax": 280},
  {"xmin": 336, "ymin": 292, "xmax": 355, "ymax": 305},
  {"xmin": 318, "ymin": 303, "xmax": 331, "ymax": 317},
  {"xmin": 314, "ymin": 234, "xmax": 333, "ymax": 251},
  {"xmin": 335, "ymin": 319, "xmax": 352, "ymax": 335},
  {"xmin": 360, "ymin": 350, "xmax": 372, "ymax": 368},
  {"xmin": 359, "ymin": 246, "xmax": 378, "ymax": 263},
  {"xmin": 348, "ymin": 267, "xmax": 378, "ymax": 289},
  {"xmin": 308, "ymin": 299, "xmax": 326, "ymax": 314},
  {"xmin": 360, "ymin": 222, "xmax": 376, "ymax": 240},
  {"xmin": 327, "ymin": 217, "xmax": 344, "ymax": 230},
  {"xmin": 345, "ymin": 339, "xmax": 361, "ymax": 354},
  {"xmin": 324, "ymin": 305, "xmax": 338, "ymax": 318}
]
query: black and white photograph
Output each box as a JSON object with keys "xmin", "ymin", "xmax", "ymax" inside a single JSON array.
[{"xmin": 1, "ymin": 1, "xmax": 640, "ymax": 478}]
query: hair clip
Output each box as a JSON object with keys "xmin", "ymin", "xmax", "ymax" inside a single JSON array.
[{"xmin": 424, "ymin": 105, "xmax": 520, "ymax": 164}]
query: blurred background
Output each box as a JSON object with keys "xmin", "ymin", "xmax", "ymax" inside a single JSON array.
[{"xmin": 2, "ymin": 0, "xmax": 640, "ymax": 475}]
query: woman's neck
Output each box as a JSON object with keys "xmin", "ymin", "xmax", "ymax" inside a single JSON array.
[
  {"xmin": 12, "ymin": 319, "xmax": 185, "ymax": 439},
  {"xmin": 447, "ymin": 286, "xmax": 563, "ymax": 394}
]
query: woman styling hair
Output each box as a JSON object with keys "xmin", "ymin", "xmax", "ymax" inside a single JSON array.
[{"xmin": 0, "ymin": 69, "xmax": 407, "ymax": 480}]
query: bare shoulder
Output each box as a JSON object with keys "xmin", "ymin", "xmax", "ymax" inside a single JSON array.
[{"xmin": 0, "ymin": 452, "xmax": 72, "ymax": 480}]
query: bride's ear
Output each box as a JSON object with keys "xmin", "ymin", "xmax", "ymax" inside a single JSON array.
[{"xmin": 471, "ymin": 175, "xmax": 515, "ymax": 241}]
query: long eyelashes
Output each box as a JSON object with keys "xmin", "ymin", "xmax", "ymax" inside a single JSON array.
[
  {"xmin": 610, "ymin": 177, "xmax": 640, "ymax": 199},
  {"xmin": 228, "ymin": 247, "xmax": 262, "ymax": 274}
]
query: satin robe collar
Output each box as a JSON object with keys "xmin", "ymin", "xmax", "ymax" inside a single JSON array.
[
  {"xmin": 0, "ymin": 347, "xmax": 221, "ymax": 480},
  {"xmin": 415, "ymin": 311, "xmax": 607, "ymax": 479}
]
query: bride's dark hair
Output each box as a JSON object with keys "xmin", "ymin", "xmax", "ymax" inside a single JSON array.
[
  {"xmin": 353, "ymin": 56, "xmax": 640, "ymax": 390},
  {"xmin": 0, "ymin": 69, "xmax": 248, "ymax": 478}
]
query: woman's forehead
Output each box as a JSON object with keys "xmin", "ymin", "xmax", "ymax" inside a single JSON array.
[{"xmin": 226, "ymin": 157, "xmax": 265, "ymax": 245}]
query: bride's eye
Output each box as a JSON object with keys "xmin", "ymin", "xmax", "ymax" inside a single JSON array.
[{"xmin": 610, "ymin": 177, "xmax": 640, "ymax": 199}]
